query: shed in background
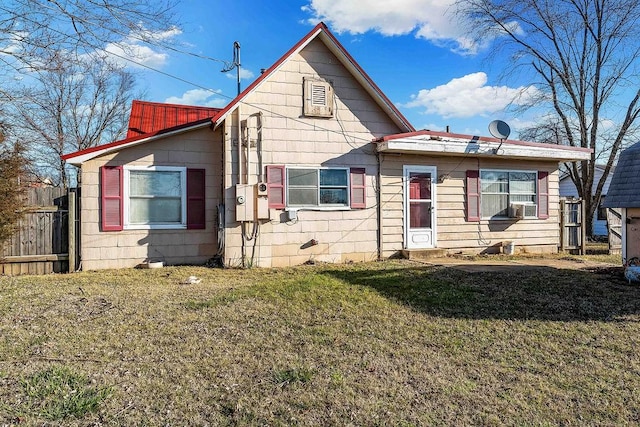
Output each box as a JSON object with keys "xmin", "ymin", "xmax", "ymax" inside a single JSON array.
[{"xmin": 602, "ymin": 142, "xmax": 640, "ymax": 263}]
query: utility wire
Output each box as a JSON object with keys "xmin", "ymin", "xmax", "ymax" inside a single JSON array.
[
  {"xmin": 1, "ymin": 5, "xmax": 382, "ymax": 145},
  {"xmin": 8, "ymin": 0, "xmax": 233, "ymax": 65}
]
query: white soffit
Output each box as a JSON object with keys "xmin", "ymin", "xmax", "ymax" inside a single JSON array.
[{"xmin": 377, "ymin": 136, "xmax": 592, "ymax": 162}]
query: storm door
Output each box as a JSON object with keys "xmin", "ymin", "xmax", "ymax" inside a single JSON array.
[{"xmin": 404, "ymin": 166, "xmax": 437, "ymax": 249}]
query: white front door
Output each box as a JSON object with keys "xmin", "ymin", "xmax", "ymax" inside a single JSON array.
[{"xmin": 404, "ymin": 166, "xmax": 437, "ymax": 249}]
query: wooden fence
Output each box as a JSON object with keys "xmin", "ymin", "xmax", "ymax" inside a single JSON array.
[
  {"xmin": 0, "ymin": 187, "xmax": 77, "ymax": 275},
  {"xmin": 606, "ymin": 208, "xmax": 622, "ymax": 254},
  {"xmin": 559, "ymin": 198, "xmax": 586, "ymax": 254}
]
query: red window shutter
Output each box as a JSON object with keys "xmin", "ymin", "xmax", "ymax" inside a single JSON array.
[
  {"xmin": 100, "ymin": 166, "xmax": 123, "ymax": 231},
  {"xmin": 466, "ymin": 170, "xmax": 481, "ymax": 221},
  {"xmin": 350, "ymin": 167, "xmax": 366, "ymax": 209},
  {"xmin": 187, "ymin": 168, "xmax": 206, "ymax": 229},
  {"xmin": 538, "ymin": 171, "xmax": 549, "ymax": 219},
  {"xmin": 267, "ymin": 165, "xmax": 285, "ymax": 209}
]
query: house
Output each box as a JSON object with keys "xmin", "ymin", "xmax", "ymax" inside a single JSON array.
[
  {"xmin": 602, "ymin": 142, "xmax": 640, "ymax": 264},
  {"xmin": 62, "ymin": 22, "xmax": 592, "ymax": 270},
  {"xmin": 559, "ymin": 164, "xmax": 615, "ymax": 236}
]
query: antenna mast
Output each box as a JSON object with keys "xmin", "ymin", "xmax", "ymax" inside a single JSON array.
[{"xmin": 221, "ymin": 41, "xmax": 241, "ymax": 96}]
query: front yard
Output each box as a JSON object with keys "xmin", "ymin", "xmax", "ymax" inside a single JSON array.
[{"xmin": 1, "ymin": 259, "xmax": 638, "ymax": 425}]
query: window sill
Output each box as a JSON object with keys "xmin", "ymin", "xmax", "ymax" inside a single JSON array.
[
  {"xmin": 481, "ymin": 217, "xmax": 539, "ymax": 221},
  {"xmin": 286, "ymin": 206, "xmax": 351, "ymax": 212},
  {"xmin": 123, "ymin": 224, "xmax": 187, "ymax": 230}
]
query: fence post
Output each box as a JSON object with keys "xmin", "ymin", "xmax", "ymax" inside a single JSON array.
[
  {"xmin": 580, "ymin": 199, "xmax": 586, "ymax": 255},
  {"xmin": 559, "ymin": 199, "xmax": 565, "ymax": 252},
  {"xmin": 68, "ymin": 189, "xmax": 76, "ymax": 272}
]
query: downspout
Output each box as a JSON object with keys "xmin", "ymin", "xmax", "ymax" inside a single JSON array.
[
  {"xmin": 216, "ymin": 122, "xmax": 227, "ymax": 260},
  {"xmin": 376, "ymin": 147, "xmax": 382, "ymax": 260},
  {"xmin": 256, "ymin": 112, "xmax": 263, "ymax": 182},
  {"xmin": 237, "ymin": 104, "xmax": 243, "ymax": 184}
]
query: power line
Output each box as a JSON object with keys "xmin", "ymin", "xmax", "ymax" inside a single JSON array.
[
  {"xmin": 3, "ymin": 1, "xmax": 232, "ymax": 65},
  {"xmin": 0, "ymin": 5, "xmax": 380, "ymax": 145}
]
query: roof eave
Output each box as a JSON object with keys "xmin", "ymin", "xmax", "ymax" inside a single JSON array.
[{"xmin": 377, "ymin": 139, "xmax": 592, "ymax": 162}]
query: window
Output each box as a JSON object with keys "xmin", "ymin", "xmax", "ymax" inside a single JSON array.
[
  {"xmin": 288, "ymin": 168, "xmax": 349, "ymax": 207},
  {"xmin": 266, "ymin": 165, "xmax": 366, "ymax": 210},
  {"xmin": 127, "ymin": 167, "xmax": 185, "ymax": 226},
  {"xmin": 100, "ymin": 165, "xmax": 205, "ymax": 231},
  {"xmin": 480, "ymin": 170, "xmax": 537, "ymax": 218}
]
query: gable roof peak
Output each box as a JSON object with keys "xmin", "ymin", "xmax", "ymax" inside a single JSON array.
[{"xmin": 211, "ymin": 22, "xmax": 414, "ymax": 133}]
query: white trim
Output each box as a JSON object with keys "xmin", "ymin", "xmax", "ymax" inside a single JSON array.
[
  {"xmin": 378, "ymin": 137, "xmax": 592, "ymax": 161},
  {"xmin": 403, "ymin": 165, "xmax": 437, "ymax": 249},
  {"xmin": 123, "ymin": 166, "xmax": 187, "ymax": 230}
]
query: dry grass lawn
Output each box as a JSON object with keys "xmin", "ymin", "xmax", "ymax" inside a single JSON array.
[{"xmin": 1, "ymin": 259, "xmax": 639, "ymax": 426}]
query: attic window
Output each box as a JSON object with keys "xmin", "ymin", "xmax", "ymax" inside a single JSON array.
[{"xmin": 304, "ymin": 77, "xmax": 334, "ymax": 118}]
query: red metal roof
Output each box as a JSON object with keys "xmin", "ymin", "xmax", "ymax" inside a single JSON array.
[{"xmin": 126, "ymin": 100, "xmax": 221, "ymax": 138}]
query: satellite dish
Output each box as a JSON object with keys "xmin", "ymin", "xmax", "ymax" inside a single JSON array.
[{"xmin": 488, "ymin": 120, "xmax": 511, "ymax": 141}]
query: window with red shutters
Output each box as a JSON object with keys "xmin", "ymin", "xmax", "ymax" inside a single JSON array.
[
  {"xmin": 267, "ymin": 165, "xmax": 285, "ymax": 209},
  {"xmin": 537, "ymin": 171, "xmax": 549, "ymax": 219},
  {"xmin": 100, "ymin": 166, "xmax": 123, "ymax": 231},
  {"xmin": 466, "ymin": 170, "xmax": 480, "ymax": 221},
  {"xmin": 187, "ymin": 168, "xmax": 206, "ymax": 229},
  {"xmin": 350, "ymin": 168, "xmax": 366, "ymax": 209}
]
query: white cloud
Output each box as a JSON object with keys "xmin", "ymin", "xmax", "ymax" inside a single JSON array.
[
  {"xmin": 102, "ymin": 42, "xmax": 169, "ymax": 68},
  {"xmin": 403, "ymin": 72, "xmax": 538, "ymax": 118},
  {"xmin": 164, "ymin": 88, "xmax": 226, "ymax": 108},
  {"xmin": 225, "ymin": 68, "xmax": 255, "ymax": 81},
  {"xmin": 302, "ymin": 0, "xmax": 511, "ymax": 55},
  {"xmin": 131, "ymin": 26, "xmax": 182, "ymax": 42},
  {"xmin": 0, "ymin": 31, "xmax": 28, "ymax": 55},
  {"xmin": 418, "ymin": 123, "xmax": 446, "ymax": 131},
  {"xmin": 97, "ymin": 27, "xmax": 182, "ymax": 69}
]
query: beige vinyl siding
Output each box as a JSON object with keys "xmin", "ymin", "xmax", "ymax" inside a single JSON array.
[
  {"xmin": 79, "ymin": 127, "xmax": 222, "ymax": 270},
  {"xmin": 223, "ymin": 38, "xmax": 402, "ymax": 267},
  {"xmin": 380, "ymin": 154, "xmax": 561, "ymax": 257}
]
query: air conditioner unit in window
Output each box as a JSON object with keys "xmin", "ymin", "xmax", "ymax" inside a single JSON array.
[{"xmin": 509, "ymin": 203, "xmax": 537, "ymax": 219}]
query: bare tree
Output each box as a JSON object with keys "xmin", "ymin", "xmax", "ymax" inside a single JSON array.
[
  {"xmin": 0, "ymin": 0, "xmax": 178, "ymax": 187},
  {"xmin": 7, "ymin": 51, "xmax": 135, "ymax": 187},
  {"xmin": 0, "ymin": 0, "xmax": 177, "ymax": 71},
  {"xmin": 459, "ymin": 0, "xmax": 640, "ymax": 236},
  {"xmin": 0, "ymin": 141, "xmax": 26, "ymax": 247}
]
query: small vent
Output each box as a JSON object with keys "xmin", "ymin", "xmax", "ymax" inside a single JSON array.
[
  {"xmin": 311, "ymin": 84, "xmax": 327, "ymax": 106},
  {"xmin": 303, "ymin": 77, "xmax": 334, "ymax": 118}
]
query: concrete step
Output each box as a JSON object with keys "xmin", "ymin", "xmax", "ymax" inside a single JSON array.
[{"xmin": 400, "ymin": 248, "xmax": 448, "ymax": 261}]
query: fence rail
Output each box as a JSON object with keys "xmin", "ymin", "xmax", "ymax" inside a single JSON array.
[{"xmin": 1, "ymin": 187, "xmax": 73, "ymax": 275}]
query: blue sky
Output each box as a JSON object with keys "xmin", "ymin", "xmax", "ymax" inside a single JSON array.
[{"xmin": 117, "ymin": 0, "xmax": 540, "ymax": 138}]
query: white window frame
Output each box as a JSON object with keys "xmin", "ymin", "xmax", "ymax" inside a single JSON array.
[
  {"xmin": 480, "ymin": 169, "xmax": 538, "ymax": 219},
  {"xmin": 123, "ymin": 166, "xmax": 187, "ymax": 230},
  {"xmin": 285, "ymin": 166, "xmax": 351, "ymax": 210}
]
